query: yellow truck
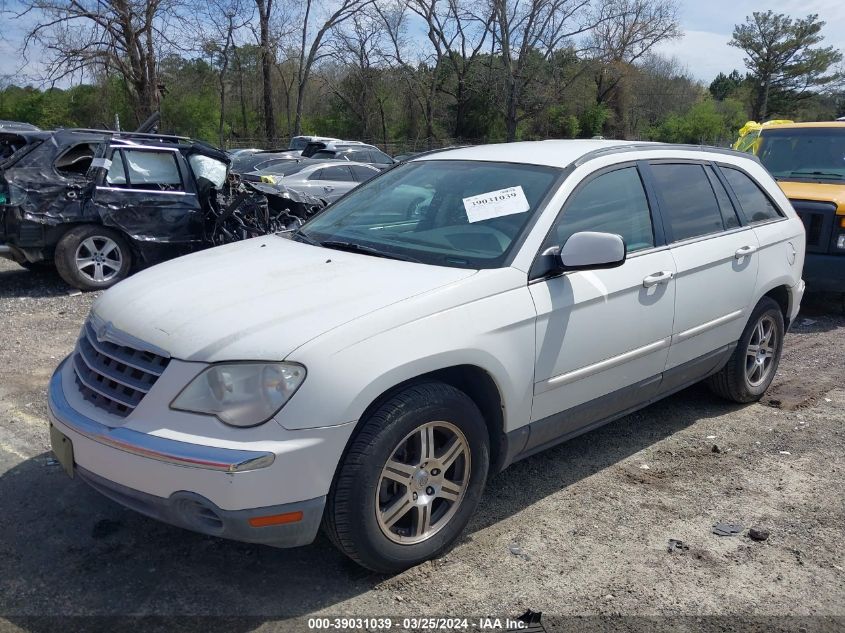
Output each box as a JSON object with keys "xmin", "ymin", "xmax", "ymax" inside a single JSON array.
[{"xmin": 736, "ymin": 121, "xmax": 845, "ymax": 292}]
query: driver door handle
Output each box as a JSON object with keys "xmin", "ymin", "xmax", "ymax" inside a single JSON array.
[
  {"xmin": 643, "ymin": 270, "xmax": 674, "ymax": 288},
  {"xmin": 735, "ymin": 245, "xmax": 756, "ymax": 259}
]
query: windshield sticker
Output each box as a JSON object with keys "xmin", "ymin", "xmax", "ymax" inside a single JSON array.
[{"xmin": 463, "ymin": 186, "xmax": 530, "ymax": 223}]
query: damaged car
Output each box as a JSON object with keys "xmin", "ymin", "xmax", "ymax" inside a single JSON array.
[{"xmin": 0, "ymin": 128, "xmax": 325, "ymax": 290}]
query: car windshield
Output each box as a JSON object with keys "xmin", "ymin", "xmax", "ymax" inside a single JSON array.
[
  {"xmin": 298, "ymin": 160, "xmax": 560, "ymax": 268},
  {"xmin": 758, "ymin": 128, "xmax": 845, "ymax": 181}
]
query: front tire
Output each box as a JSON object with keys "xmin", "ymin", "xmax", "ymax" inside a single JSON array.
[
  {"xmin": 708, "ymin": 297, "xmax": 784, "ymax": 403},
  {"xmin": 323, "ymin": 382, "xmax": 490, "ymax": 573},
  {"xmin": 54, "ymin": 225, "xmax": 132, "ymax": 291}
]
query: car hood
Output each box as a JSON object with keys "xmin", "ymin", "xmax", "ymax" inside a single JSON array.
[
  {"xmin": 92, "ymin": 235, "xmax": 477, "ymax": 362},
  {"xmin": 778, "ymin": 180, "xmax": 845, "ymax": 214}
]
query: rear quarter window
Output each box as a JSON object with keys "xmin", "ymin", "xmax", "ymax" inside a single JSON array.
[
  {"xmin": 721, "ymin": 166, "xmax": 783, "ymax": 224},
  {"xmin": 55, "ymin": 143, "xmax": 97, "ymax": 177}
]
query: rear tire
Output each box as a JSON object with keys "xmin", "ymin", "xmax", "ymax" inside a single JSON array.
[
  {"xmin": 54, "ymin": 225, "xmax": 132, "ymax": 291},
  {"xmin": 707, "ymin": 297, "xmax": 784, "ymax": 403},
  {"xmin": 323, "ymin": 382, "xmax": 489, "ymax": 573}
]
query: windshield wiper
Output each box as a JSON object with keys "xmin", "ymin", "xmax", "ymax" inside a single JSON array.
[
  {"xmin": 319, "ymin": 240, "xmax": 421, "ymax": 263},
  {"xmin": 786, "ymin": 170, "xmax": 844, "ymax": 180}
]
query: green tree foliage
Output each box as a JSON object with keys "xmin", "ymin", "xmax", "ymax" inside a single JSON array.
[
  {"xmin": 730, "ymin": 11, "xmax": 843, "ymax": 120},
  {"xmin": 709, "ymin": 70, "xmax": 745, "ymax": 101},
  {"xmin": 653, "ymin": 97, "xmax": 747, "ymax": 145},
  {"xmin": 580, "ymin": 103, "xmax": 611, "ymax": 137}
]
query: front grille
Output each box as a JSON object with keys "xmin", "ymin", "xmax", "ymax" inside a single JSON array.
[
  {"xmin": 791, "ymin": 200, "xmax": 837, "ymax": 253},
  {"xmin": 72, "ymin": 321, "xmax": 170, "ymax": 417}
]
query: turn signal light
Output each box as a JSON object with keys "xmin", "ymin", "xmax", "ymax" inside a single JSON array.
[
  {"xmin": 248, "ymin": 511, "xmax": 303, "ymax": 527},
  {"xmin": 839, "ymin": 216, "xmax": 845, "ymax": 229}
]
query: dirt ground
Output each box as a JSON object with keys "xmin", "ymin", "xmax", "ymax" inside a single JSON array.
[{"xmin": 0, "ymin": 257, "xmax": 843, "ymax": 631}]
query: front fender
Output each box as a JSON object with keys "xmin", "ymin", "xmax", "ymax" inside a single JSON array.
[{"xmin": 276, "ymin": 280, "xmax": 538, "ymax": 435}]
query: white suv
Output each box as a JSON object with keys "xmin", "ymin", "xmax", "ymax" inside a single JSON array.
[{"xmin": 48, "ymin": 140, "xmax": 805, "ymax": 572}]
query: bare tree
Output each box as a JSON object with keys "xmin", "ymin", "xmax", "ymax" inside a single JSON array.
[
  {"xmin": 290, "ymin": 0, "xmax": 374, "ymax": 136},
  {"xmin": 377, "ymin": 0, "xmax": 444, "ymax": 146},
  {"xmin": 591, "ymin": 0, "xmax": 679, "ymax": 127},
  {"xmin": 406, "ymin": 0, "xmax": 494, "ymax": 139},
  {"xmin": 255, "ymin": 0, "xmax": 276, "ymax": 141},
  {"xmin": 17, "ymin": 0, "xmax": 186, "ymax": 124},
  {"xmin": 202, "ymin": 0, "xmax": 251, "ymax": 146},
  {"xmin": 327, "ymin": 9, "xmax": 391, "ymax": 142},
  {"xmin": 492, "ymin": 0, "xmax": 616, "ymax": 141}
]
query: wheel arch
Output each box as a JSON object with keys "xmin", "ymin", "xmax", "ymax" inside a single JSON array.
[
  {"xmin": 760, "ymin": 284, "xmax": 791, "ymax": 329},
  {"xmin": 344, "ymin": 364, "xmax": 510, "ymax": 478}
]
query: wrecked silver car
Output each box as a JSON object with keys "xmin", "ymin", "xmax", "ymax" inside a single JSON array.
[{"xmin": 0, "ymin": 129, "xmax": 326, "ymax": 290}]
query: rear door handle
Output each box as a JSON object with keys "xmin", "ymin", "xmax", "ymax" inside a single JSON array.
[
  {"xmin": 735, "ymin": 245, "xmax": 756, "ymax": 259},
  {"xmin": 642, "ymin": 270, "xmax": 674, "ymax": 287}
]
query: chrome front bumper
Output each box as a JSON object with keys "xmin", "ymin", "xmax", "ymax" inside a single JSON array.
[{"xmin": 48, "ymin": 357, "xmax": 275, "ymax": 473}]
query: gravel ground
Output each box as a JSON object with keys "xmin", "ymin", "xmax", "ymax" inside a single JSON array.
[{"xmin": 0, "ymin": 258, "xmax": 843, "ymax": 631}]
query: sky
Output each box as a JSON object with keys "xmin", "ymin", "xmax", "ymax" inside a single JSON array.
[
  {"xmin": 655, "ymin": 0, "xmax": 845, "ymax": 82},
  {"xmin": 1, "ymin": 0, "xmax": 844, "ymax": 87}
]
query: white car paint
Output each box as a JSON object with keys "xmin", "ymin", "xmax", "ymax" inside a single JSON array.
[{"xmin": 48, "ymin": 140, "xmax": 806, "ymax": 542}]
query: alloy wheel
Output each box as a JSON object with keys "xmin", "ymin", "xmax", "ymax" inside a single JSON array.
[
  {"xmin": 375, "ymin": 421, "xmax": 471, "ymax": 545},
  {"xmin": 74, "ymin": 236, "xmax": 123, "ymax": 284},
  {"xmin": 745, "ymin": 314, "xmax": 777, "ymax": 387}
]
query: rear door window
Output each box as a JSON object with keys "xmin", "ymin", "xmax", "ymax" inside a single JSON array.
[
  {"xmin": 651, "ymin": 163, "xmax": 724, "ymax": 241},
  {"xmin": 721, "ymin": 166, "xmax": 783, "ymax": 224},
  {"xmin": 350, "ymin": 165, "xmax": 378, "ymax": 182},
  {"xmin": 368, "ymin": 149, "xmax": 393, "ymax": 164},
  {"xmin": 110, "ymin": 150, "xmax": 183, "ymax": 191},
  {"xmin": 321, "ymin": 165, "xmax": 355, "ymax": 182},
  {"xmin": 705, "ymin": 165, "xmax": 740, "ymax": 229},
  {"xmin": 347, "ymin": 150, "xmax": 370, "ymax": 162}
]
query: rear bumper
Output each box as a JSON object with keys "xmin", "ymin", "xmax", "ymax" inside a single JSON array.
[
  {"xmin": 76, "ymin": 465, "xmax": 325, "ymax": 548},
  {"xmin": 803, "ymin": 253, "xmax": 845, "ymax": 293}
]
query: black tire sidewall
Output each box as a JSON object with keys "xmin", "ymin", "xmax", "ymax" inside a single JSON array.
[
  {"xmin": 337, "ymin": 385, "xmax": 489, "ymax": 572},
  {"xmin": 734, "ymin": 298, "xmax": 785, "ymax": 398},
  {"xmin": 55, "ymin": 225, "xmax": 132, "ymax": 291}
]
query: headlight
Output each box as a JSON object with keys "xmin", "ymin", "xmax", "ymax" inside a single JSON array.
[
  {"xmin": 171, "ymin": 363, "xmax": 306, "ymax": 427},
  {"xmin": 837, "ymin": 234, "xmax": 845, "ymax": 250}
]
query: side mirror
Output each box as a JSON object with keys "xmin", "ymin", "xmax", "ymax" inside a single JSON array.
[{"xmin": 557, "ymin": 231, "xmax": 626, "ymax": 271}]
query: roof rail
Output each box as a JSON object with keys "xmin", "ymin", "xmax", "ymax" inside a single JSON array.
[
  {"xmin": 399, "ymin": 145, "xmax": 471, "ymax": 162},
  {"xmin": 59, "ymin": 128, "xmax": 191, "ymax": 142},
  {"xmin": 573, "ymin": 142, "xmax": 760, "ymax": 167}
]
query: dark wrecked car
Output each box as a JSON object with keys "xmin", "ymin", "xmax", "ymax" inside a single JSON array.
[{"xmin": 0, "ymin": 128, "xmax": 326, "ymax": 290}]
